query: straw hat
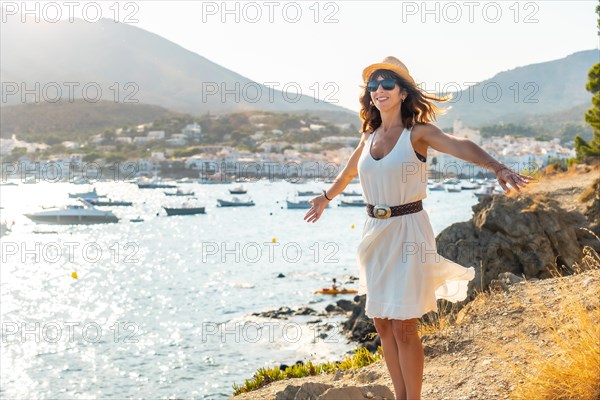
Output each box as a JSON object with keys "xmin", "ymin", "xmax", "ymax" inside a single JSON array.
[{"xmin": 362, "ymin": 56, "xmax": 415, "ymax": 85}]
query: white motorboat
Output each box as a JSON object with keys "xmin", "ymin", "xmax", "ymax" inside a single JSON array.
[
  {"xmin": 217, "ymin": 196, "xmax": 255, "ymax": 207},
  {"xmin": 286, "ymin": 199, "xmax": 312, "ymax": 209},
  {"xmin": 297, "ymin": 190, "xmax": 320, "ymax": 196},
  {"xmin": 24, "ymin": 199, "xmax": 119, "ymax": 224},
  {"xmin": 1, "ymin": 222, "xmax": 13, "ymax": 237},
  {"xmin": 428, "ymin": 182, "xmax": 445, "ymax": 191},
  {"xmin": 339, "ymin": 199, "xmax": 366, "ymax": 207},
  {"xmin": 286, "ymin": 199, "xmax": 330, "ymax": 209},
  {"xmin": 445, "ymin": 184, "xmax": 462, "ymax": 193},
  {"xmin": 164, "ymin": 189, "xmax": 195, "ymax": 196},
  {"xmin": 461, "ymin": 180, "xmax": 481, "ymax": 190},
  {"xmin": 68, "ymin": 188, "xmax": 106, "ymax": 199},
  {"xmin": 228, "ymin": 185, "xmax": 247, "ymax": 194},
  {"xmin": 473, "ymin": 184, "xmax": 496, "ymax": 199},
  {"xmin": 442, "ymin": 178, "xmax": 461, "ymax": 185}
]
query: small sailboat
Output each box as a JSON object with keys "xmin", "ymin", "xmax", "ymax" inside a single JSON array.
[
  {"xmin": 339, "ymin": 199, "xmax": 366, "ymax": 207},
  {"xmin": 68, "ymin": 188, "xmax": 106, "ymax": 199},
  {"xmin": 444, "ymin": 185, "xmax": 462, "ymax": 193},
  {"xmin": 163, "ymin": 201, "xmax": 206, "ymax": 216},
  {"xmin": 228, "ymin": 185, "xmax": 247, "ymax": 194},
  {"xmin": 217, "ymin": 196, "xmax": 255, "ymax": 207},
  {"xmin": 428, "ymin": 182, "xmax": 444, "ymax": 191},
  {"xmin": 297, "ymin": 190, "xmax": 320, "ymax": 196},
  {"xmin": 341, "ymin": 190, "xmax": 362, "ymax": 197},
  {"xmin": 164, "ymin": 189, "xmax": 195, "ymax": 196}
]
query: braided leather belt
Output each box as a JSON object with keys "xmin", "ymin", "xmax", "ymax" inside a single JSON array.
[{"xmin": 366, "ymin": 200, "xmax": 423, "ymax": 219}]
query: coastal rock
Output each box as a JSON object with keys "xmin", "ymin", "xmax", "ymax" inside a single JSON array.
[
  {"xmin": 341, "ymin": 295, "xmax": 379, "ymax": 352},
  {"xmin": 252, "ymin": 306, "xmax": 317, "ymax": 319},
  {"xmin": 489, "ymin": 271, "xmax": 525, "ymax": 292},
  {"xmin": 584, "ymin": 177, "xmax": 600, "ymax": 235},
  {"xmin": 275, "ymin": 385, "xmax": 300, "ymax": 400},
  {"xmin": 336, "ymin": 299, "xmax": 355, "ymax": 312},
  {"xmin": 437, "ymin": 194, "xmax": 587, "ymax": 300},
  {"xmin": 275, "ymin": 382, "xmax": 333, "ymax": 400},
  {"xmin": 317, "ymin": 385, "xmax": 394, "ymax": 399}
]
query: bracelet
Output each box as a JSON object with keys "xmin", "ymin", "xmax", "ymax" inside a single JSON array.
[{"xmin": 322, "ymin": 189, "xmax": 332, "ymax": 201}]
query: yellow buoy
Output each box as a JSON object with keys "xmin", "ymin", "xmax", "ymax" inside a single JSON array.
[
  {"xmin": 351, "ymin": 224, "xmax": 355, "ymax": 229},
  {"xmin": 272, "ymin": 237, "xmax": 277, "ymax": 243},
  {"xmin": 71, "ymin": 272, "xmax": 78, "ymax": 279}
]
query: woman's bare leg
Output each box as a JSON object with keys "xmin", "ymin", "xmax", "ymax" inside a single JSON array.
[
  {"xmin": 392, "ymin": 318, "xmax": 424, "ymax": 400},
  {"xmin": 373, "ymin": 317, "xmax": 407, "ymax": 399}
]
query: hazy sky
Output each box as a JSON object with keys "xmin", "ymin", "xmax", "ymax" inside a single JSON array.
[{"xmin": 18, "ymin": 1, "xmax": 600, "ymax": 112}]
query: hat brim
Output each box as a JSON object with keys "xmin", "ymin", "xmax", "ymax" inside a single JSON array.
[{"xmin": 362, "ymin": 63, "xmax": 415, "ymax": 85}]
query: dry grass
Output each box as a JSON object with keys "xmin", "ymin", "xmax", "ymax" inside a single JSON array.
[
  {"xmin": 504, "ymin": 230, "xmax": 600, "ymax": 400},
  {"xmin": 578, "ymin": 176, "xmax": 600, "ymax": 204}
]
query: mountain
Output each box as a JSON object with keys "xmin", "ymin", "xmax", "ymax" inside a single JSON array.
[
  {"xmin": 0, "ymin": 15, "xmax": 594, "ymax": 132},
  {"xmin": 0, "ymin": 100, "xmax": 188, "ymax": 142},
  {"xmin": 0, "ymin": 17, "xmax": 355, "ymax": 117},
  {"xmin": 436, "ymin": 49, "xmax": 598, "ymax": 127}
]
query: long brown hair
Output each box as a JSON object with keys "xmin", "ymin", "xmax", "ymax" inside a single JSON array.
[{"xmin": 359, "ymin": 69, "xmax": 451, "ymax": 133}]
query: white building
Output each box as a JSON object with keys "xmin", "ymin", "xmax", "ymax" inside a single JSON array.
[
  {"xmin": 259, "ymin": 141, "xmax": 290, "ymax": 153},
  {"xmin": 182, "ymin": 123, "xmax": 202, "ymax": 139},
  {"xmin": 147, "ymin": 130, "xmax": 166, "ymax": 140},
  {"xmin": 320, "ymin": 136, "xmax": 360, "ymax": 146},
  {"xmin": 61, "ymin": 141, "xmax": 80, "ymax": 149},
  {"xmin": 166, "ymin": 134, "xmax": 187, "ymax": 147},
  {"xmin": 452, "ymin": 118, "xmax": 482, "ymax": 145},
  {"xmin": 0, "ymin": 135, "xmax": 48, "ymax": 155},
  {"xmin": 133, "ymin": 136, "xmax": 151, "ymax": 145},
  {"xmin": 116, "ymin": 137, "xmax": 133, "ymax": 144},
  {"xmin": 151, "ymin": 152, "xmax": 165, "ymax": 161},
  {"xmin": 137, "ymin": 159, "xmax": 159, "ymax": 175}
]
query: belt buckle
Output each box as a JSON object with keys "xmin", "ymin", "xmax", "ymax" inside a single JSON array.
[{"xmin": 373, "ymin": 204, "xmax": 391, "ymax": 219}]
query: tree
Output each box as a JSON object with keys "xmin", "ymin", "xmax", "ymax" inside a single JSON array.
[{"xmin": 574, "ymin": 4, "xmax": 600, "ymax": 161}]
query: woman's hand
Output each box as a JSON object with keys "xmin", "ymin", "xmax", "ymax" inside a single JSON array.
[
  {"xmin": 495, "ymin": 166, "xmax": 536, "ymax": 193},
  {"xmin": 304, "ymin": 195, "xmax": 329, "ymax": 223}
]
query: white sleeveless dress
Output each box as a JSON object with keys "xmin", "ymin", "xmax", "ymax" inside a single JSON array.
[{"xmin": 356, "ymin": 126, "xmax": 476, "ymax": 320}]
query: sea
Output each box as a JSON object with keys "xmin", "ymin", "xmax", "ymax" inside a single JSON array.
[{"xmin": 0, "ymin": 178, "xmax": 480, "ymax": 399}]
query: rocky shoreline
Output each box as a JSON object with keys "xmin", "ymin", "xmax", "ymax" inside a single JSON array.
[{"xmin": 232, "ymin": 164, "xmax": 600, "ymax": 400}]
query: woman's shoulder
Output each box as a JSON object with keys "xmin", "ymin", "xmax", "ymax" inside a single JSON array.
[
  {"xmin": 411, "ymin": 123, "xmax": 443, "ymax": 139},
  {"xmin": 359, "ymin": 130, "xmax": 373, "ymax": 143}
]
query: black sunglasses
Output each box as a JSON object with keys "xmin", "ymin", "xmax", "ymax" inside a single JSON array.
[{"xmin": 366, "ymin": 79, "xmax": 397, "ymax": 92}]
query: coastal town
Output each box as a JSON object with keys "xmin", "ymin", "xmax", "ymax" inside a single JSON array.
[{"xmin": 0, "ymin": 117, "xmax": 576, "ymax": 182}]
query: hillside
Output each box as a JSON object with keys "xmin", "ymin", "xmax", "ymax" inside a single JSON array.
[
  {"xmin": 0, "ymin": 17, "xmax": 354, "ymax": 116},
  {"xmin": 231, "ymin": 166, "xmax": 600, "ymax": 400},
  {"xmin": 232, "ymin": 267, "xmax": 599, "ymax": 400},
  {"xmin": 0, "ymin": 100, "xmax": 188, "ymax": 142},
  {"xmin": 436, "ymin": 50, "xmax": 597, "ymax": 127}
]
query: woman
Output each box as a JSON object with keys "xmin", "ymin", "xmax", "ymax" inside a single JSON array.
[{"xmin": 303, "ymin": 56, "xmax": 533, "ymax": 400}]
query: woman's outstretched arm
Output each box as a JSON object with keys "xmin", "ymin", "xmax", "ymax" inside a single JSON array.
[
  {"xmin": 304, "ymin": 131, "xmax": 370, "ymax": 223},
  {"xmin": 413, "ymin": 124, "xmax": 536, "ymax": 193}
]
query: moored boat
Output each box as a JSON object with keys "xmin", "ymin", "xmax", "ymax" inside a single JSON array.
[
  {"xmin": 163, "ymin": 205, "xmax": 206, "ymax": 216},
  {"xmin": 24, "ymin": 199, "xmax": 119, "ymax": 224},
  {"xmin": 444, "ymin": 184, "xmax": 462, "ymax": 193},
  {"xmin": 164, "ymin": 189, "xmax": 195, "ymax": 196},
  {"xmin": 228, "ymin": 185, "xmax": 247, "ymax": 194},
  {"xmin": 217, "ymin": 197, "xmax": 255, "ymax": 207},
  {"xmin": 286, "ymin": 199, "xmax": 330, "ymax": 209},
  {"xmin": 428, "ymin": 182, "xmax": 445, "ymax": 191},
  {"xmin": 339, "ymin": 199, "xmax": 366, "ymax": 207},
  {"xmin": 297, "ymin": 190, "xmax": 320, "ymax": 196},
  {"xmin": 85, "ymin": 198, "xmax": 133, "ymax": 206},
  {"xmin": 341, "ymin": 190, "xmax": 362, "ymax": 196},
  {"xmin": 69, "ymin": 188, "xmax": 106, "ymax": 199}
]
